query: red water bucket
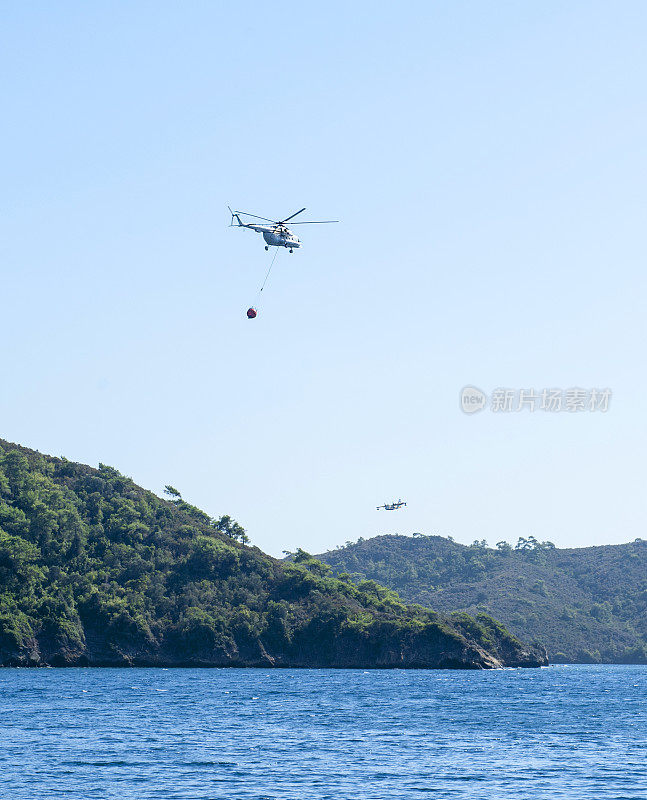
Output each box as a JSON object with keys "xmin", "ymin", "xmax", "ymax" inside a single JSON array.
[{"xmin": 246, "ymin": 307, "xmax": 257, "ymax": 319}]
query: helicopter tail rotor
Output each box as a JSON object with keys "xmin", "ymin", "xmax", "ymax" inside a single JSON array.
[{"xmin": 228, "ymin": 206, "xmax": 243, "ymax": 227}]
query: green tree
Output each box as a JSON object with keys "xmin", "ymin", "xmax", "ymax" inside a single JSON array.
[
  {"xmin": 164, "ymin": 485, "xmax": 182, "ymax": 501},
  {"xmin": 213, "ymin": 514, "xmax": 249, "ymax": 544}
]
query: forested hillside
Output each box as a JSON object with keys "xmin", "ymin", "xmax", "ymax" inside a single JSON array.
[
  {"xmin": 0, "ymin": 440, "xmax": 545, "ymax": 669},
  {"xmin": 318, "ymin": 534, "xmax": 647, "ymax": 663}
]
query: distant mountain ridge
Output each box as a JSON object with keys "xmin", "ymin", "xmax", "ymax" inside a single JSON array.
[
  {"xmin": 0, "ymin": 440, "xmax": 546, "ymax": 669},
  {"xmin": 317, "ymin": 534, "xmax": 647, "ymax": 663}
]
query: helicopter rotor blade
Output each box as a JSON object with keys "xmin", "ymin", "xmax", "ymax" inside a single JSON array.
[
  {"xmin": 280, "ymin": 207, "xmax": 307, "ymax": 223},
  {"xmin": 286, "ymin": 220, "xmax": 339, "ymax": 225},
  {"xmin": 236, "ymin": 211, "xmax": 277, "ymax": 223}
]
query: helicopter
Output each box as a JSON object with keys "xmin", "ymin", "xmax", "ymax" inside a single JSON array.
[
  {"xmin": 376, "ymin": 499, "xmax": 407, "ymax": 511},
  {"xmin": 228, "ymin": 207, "xmax": 338, "ymax": 253}
]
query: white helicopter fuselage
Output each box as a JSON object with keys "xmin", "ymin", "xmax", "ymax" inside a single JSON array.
[{"xmin": 244, "ymin": 223, "xmax": 301, "ymax": 249}]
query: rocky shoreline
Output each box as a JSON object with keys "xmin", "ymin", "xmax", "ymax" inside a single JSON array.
[{"xmin": 1, "ymin": 622, "xmax": 548, "ymax": 670}]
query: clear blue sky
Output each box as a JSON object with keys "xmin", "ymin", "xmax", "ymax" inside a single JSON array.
[{"xmin": 2, "ymin": 2, "xmax": 645, "ymax": 556}]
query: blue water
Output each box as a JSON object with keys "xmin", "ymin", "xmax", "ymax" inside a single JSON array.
[{"xmin": 0, "ymin": 665, "xmax": 645, "ymax": 799}]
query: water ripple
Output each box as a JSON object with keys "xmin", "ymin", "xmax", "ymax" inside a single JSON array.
[{"xmin": 0, "ymin": 665, "xmax": 645, "ymax": 799}]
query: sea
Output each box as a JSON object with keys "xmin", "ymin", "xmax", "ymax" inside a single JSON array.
[{"xmin": 0, "ymin": 664, "xmax": 645, "ymax": 799}]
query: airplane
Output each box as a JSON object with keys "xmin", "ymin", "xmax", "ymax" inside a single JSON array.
[
  {"xmin": 376, "ymin": 499, "xmax": 407, "ymax": 511},
  {"xmin": 228, "ymin": 207, "xmax": 338, "ymax": 253}
]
